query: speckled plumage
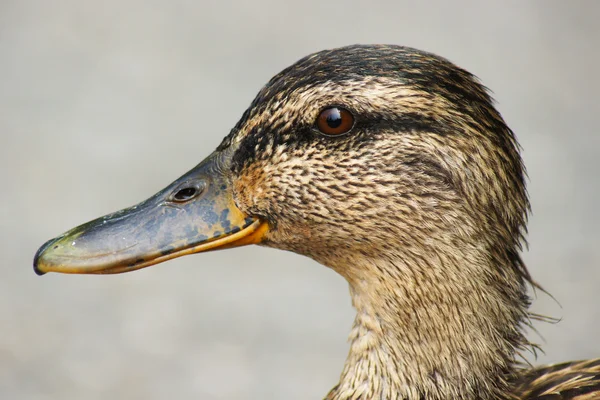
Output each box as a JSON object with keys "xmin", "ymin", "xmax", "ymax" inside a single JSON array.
[
  {"xmin": 511, "ymin": 359, "xmax": 600, "ymax": 399},
  {"xmin": 216, "ymin": 45, "xmax": 599, "ymax": 399},
  {"xmin": 33, "ymin": 44, "xmax": 599, "ymax": 399}
]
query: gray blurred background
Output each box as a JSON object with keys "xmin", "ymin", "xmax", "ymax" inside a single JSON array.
[{"xmin": 1, "ymin": 1, "xmax": 599, "ymax": 399}]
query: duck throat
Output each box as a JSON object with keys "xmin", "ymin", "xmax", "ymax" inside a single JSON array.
[{"xmin": 324, "ymin": 249, "xmax": 531, "ymax": 400}]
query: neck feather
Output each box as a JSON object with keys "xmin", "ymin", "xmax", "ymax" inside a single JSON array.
[{"xmin": 324, "ymin": 242, "xmax": 531, "ymax": 400}]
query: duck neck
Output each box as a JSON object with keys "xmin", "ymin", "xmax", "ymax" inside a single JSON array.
[{"xmin": 325, "ymin": 245, "xmax": 530, "ymax": 400}]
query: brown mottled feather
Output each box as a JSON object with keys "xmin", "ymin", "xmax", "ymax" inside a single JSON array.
[
  {"xmin": 218, "ymin": 45, "xmax": 597, "ymax": 399},
  {"xmin": 512, "ymin": 359, "xmax": 600, "ymax": 399}
]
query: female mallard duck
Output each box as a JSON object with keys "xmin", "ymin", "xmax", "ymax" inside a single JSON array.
[{"xmin": 34, "ymin": 45, "xmax": 599, "ymax": 400}]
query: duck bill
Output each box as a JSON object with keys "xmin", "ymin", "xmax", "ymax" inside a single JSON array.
[{"xmin": 33, "ymin": 149, "xmax": 268, "ymax": 275}]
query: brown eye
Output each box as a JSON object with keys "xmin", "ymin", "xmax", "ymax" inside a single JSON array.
[{"xmin": 316, "ymin": 107, "xmax": 354, "ymax": 136}]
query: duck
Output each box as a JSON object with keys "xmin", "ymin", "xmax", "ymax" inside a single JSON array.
[{"xmin": 33, "ymin": 44, "xmax": 600, "ymax": 400}]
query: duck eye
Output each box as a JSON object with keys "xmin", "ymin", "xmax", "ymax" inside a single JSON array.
[
  {"xmin": 316, "ymin": 107, "xmax": 354, "ymax": 136},
  {"xmin": 171, "ymin": 186, "xmax": 201, "ymax": 202}
]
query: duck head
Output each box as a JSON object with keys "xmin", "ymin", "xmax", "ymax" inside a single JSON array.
[{"xmin": 34, "ymin": 45, "xmax": 533, "ymax": 400}]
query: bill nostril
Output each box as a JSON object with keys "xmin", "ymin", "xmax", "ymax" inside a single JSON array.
[
  {"xmin": 170, "ymin": 182, "xmax": 206, "ymax": 203},
  {"xmin": 173, "ymin": 187, "xmax": 197, "ymax": 201}
]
